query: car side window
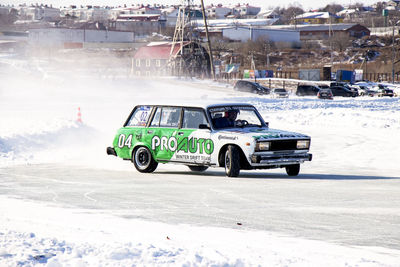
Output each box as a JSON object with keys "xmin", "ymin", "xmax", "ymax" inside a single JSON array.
[
  {"xmin": 182, "ymin": 108, "xmax": 208, "ymax": 129},
  {"xmin": 126, "ymin": 106, "xmax": 152, "ymax": 127},
  {"xmin": 159, "ymin": 107, "xmax": 181, "ymax": 128}
]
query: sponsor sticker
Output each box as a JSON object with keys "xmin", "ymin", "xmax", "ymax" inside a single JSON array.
[
  {"xmin": 208, "ymin": 106, "xmax": 255, "ymax": 113},
  {"xmin": 151, "ymin": 136, "xmax": 214, "ymax": 155},
  {"xmin": 218, "ymin": 135, "xmax": 238, "ymax": 141}
]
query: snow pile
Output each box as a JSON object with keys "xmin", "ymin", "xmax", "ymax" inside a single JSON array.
[
  {"xmin": 0, "ymin": 121, "xmax": 97, "ymax": 167},
  {"xmin": 1, "ymin": 197, "xmax": 399, "ymax": 267}
]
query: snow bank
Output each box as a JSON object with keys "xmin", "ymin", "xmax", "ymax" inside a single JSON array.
[
  {"xmin": 0, "ymin": 121, "xmax": 98, "ymax": 166},
  {"xmin": 1, "ymin": 197, "xmax": 399, "ymax": 266}
]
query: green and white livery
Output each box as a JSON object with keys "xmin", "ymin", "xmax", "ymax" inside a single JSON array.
[{"xmin": 107, "ymin": 103, "xmax": 312, "ymax": 177}]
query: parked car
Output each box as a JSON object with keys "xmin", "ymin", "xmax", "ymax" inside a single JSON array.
[
  {"xmin": 317, "ymin": 88, "xmax": 334, "ymax": 99},
  {"xmin": 107, "ymin": 103, "xmax": 312, "ymax": 177},
  {"xmin": 296, "ymin": 84, "xmax": 321, "ymax": 96},
  {"xmin": 271, "ymin": 88, "xmax": 289, "ymax": 98},
  {"xmin": 352, "ymin": 85, "xmax": 376, "ymax": 97},
  {"xmin": 383, "ymin": 83, "xmax": 400, "ymax": 97},
  {"xmin": 330, "ymin": 85, "xmax": 359, "ymax": 97},
  {"xmin": 377, "ymin": 84, "xmax": 394, "ymax": 97},
  {"xmin": 234, "ymin": 80, "xmax": 270, "ymax": 95}
]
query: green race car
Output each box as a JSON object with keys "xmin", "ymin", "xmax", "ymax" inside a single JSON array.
[{"xmin": 107, "ymin": 103, "xmax": 312, "ymax": 177}]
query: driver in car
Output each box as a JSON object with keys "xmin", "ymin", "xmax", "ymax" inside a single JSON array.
[
  {"xmin": 226, "ymin": 110, "xmax": 238, "ymax": 126},
  {"xmin": 219, "ymin": 110, "xmax": 238, "ymax": 128},
  {"xmin": 213, "ymin": 110, "xmax": 242, "ymax": 128}
]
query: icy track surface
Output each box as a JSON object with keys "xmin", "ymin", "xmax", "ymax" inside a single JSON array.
[{"xmin": 1, "ymin": 61, "xmax": 400, "ymax": 266}]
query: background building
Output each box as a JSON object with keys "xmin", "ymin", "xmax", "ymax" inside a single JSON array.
[{"xmin": 222, "ymin": 27, "xmax": 300, "ymax": 45}]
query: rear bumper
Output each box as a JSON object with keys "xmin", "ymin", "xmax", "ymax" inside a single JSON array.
[
  {"xmin": 250, "ymin": 152, "xmax": 312, "ymax": 167},
  {"xmin": 107, "ymin": 147, "xmax": 117, "ymax": 156}
]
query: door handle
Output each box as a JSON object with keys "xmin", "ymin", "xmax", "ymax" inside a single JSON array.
[
  {"xmin": 177, "ymin": 132, "xmax": 184, "ymax": 136},
  {"xmin": 147, "ymin": 130, "xmax": 153, "ymax": 134}
]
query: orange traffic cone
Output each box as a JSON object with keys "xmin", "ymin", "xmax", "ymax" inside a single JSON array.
[{"xmin": 77, "ymin": 107, "xmax": 82, "ymax": 123}]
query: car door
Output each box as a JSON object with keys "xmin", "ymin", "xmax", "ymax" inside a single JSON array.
[
  {"xmin": 175, "ymin": 108, "xmax": 212, "ymax": 164},
  {"xmin": 306, "ymin": 86, "xmax": 315, "ymax": 95},
  {"xmin": 146, "ymin": 106, "xmax": 182, "ymax": 162},
  {"xmin": 250, "ymin": 83, "xmax": 258, "ymax": 94},
  {"xmin": 243, "ymin": 82, "xmax": 252, "ymax": 92},
  {"xmin": 337, "ymin": 87, "xmax": 345, "ymax": 96},
  {"xmin": 330, "ymin": 86, "xmax": 340, "ymax": 96}
]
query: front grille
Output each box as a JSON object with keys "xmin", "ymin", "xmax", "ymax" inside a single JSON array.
[{"xmin": 270, "ymin": 140, "xmax": 297, "ymax": 151}]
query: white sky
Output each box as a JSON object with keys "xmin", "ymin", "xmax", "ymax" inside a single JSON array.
[{"xmin": 4, "ymin": 0, "xmax": 379, "ymax": 11}]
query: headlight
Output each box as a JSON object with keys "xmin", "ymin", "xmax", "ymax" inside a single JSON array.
[
  {"xmin": 297, "ymin": 140, "xmax": 310, "ymax": 149},
  {"xmin": 256, "ymin": 141, "xmax": 271, "ymax": 151}
]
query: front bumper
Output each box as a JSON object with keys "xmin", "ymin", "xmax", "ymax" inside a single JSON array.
[{"xmin": 250, "ymin": 151, "xmax": 312, "ymax": 167}]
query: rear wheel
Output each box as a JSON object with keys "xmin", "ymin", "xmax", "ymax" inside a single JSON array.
[
  {"xmin": 286, "ymin": 164, "xmax": 300, "ymax": 176},
  {"xmin": 132, "ymin": 146, "xmax": 158, "ymax": 173},
  {"xmin": 188, "ymin": 166, "xmax": 208, "ymax": 172},
  {"xmin": 225, "ymin": 145, "xmax": 240, "ymax": 177}
]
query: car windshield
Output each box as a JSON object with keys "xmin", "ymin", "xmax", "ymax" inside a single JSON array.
[
  {"xmin": 208, "ymin": 106, "xmax": 264, "ymax": 129},
  {"xmin": 275, "ymin": 88, "xmax": 286, "ymax": 92}
]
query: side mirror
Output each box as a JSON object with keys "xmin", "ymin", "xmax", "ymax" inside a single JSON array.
[
  {"xmin": 199, "ymin": 124, "xmax": 210, "ymax": 130},
  {"xmin": 265, "ymin": 122, "xmax": 269, "ymax": 128}
]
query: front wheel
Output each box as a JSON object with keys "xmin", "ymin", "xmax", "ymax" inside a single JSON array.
[
  {"xmin": 225, "ymin": 145, "xmax": 240, "ymax": 177},
  {"xmin": 286, "ymin": 164, "xmax": 300, "ymax": 176},
  {"xmin": 132, "ymin": 146, "xmax": 158, "ymax": 173},
  {"xmin": 188, "ymin": 166, "xmax": 208, "ymax": 172}
]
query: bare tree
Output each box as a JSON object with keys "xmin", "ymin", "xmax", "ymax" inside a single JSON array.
[
  {"xmin": 332, "ymin": 32, "xmax": 351, "ymax": 52},
  {"xmin": 374, "ymin": 2, "xmax": 386, "ymax": 16},
  {"xmin": 348, "ymin": 2, "xmax": 365, "ymax": 10},
  {"xmin": 231, "ymin": 37, "xmax": 277, "ymax": 68},
  {"xmin": 320, "ymin": 4, "xmax": 344, "ymax": 14},
  {"xmin": 273, "ymin": 5, "xmax": 304, "ymax": 25}
]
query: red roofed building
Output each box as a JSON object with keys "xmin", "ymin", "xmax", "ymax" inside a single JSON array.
[{"xmin": 132, "ymin": 41, "xmax": 210, "ymax": 77}]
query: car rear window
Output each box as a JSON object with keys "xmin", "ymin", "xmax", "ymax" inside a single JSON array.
[{"xmin": 126, "ymin": 106, "xmax": 152, "ymax": 127}]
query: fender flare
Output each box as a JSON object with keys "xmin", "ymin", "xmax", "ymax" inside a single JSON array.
[{"xmin": 218, "ymin": 143, "xmax": 251, "ymax": 169}]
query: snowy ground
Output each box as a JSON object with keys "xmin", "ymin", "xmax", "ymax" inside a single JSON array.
[{"xmin": 1, "ymin": 57, "xmax": 400, "ymax": 266}]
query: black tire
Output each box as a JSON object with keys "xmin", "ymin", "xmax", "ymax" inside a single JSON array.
[
  {"xmin": 188, "ymin": 166, "xmax": 209, "ymax": 172},
  {"xmin": 225, "ymin": 145, "xmax": 240, "ymax": 177},
  {"xmin": 286, "ymin": 164, "xmax": 300, "ymax": 176},
  {"xmin": 132, "ymin": 146, "xmax": 158, "ymax": 173}
]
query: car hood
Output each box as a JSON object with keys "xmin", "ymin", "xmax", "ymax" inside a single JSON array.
[{"xmin": 216, "ymin": 127, "xmax": 310, "ymax": 141}]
